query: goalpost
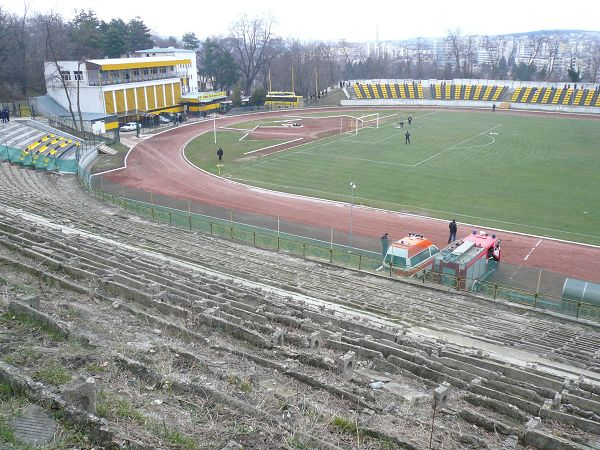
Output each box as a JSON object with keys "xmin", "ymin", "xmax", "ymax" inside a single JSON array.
[{"xmin": 355, "ymin": 113, "xmax": 379, "ymax": 134}]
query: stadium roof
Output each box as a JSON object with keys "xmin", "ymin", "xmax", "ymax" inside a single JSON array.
[
  {"xmin": 34, "ymin": 95, "xmax": 112, "ymax": 121},
  {"xmin": 85, "ymin": 56, "xmax": 191, "ymax": 71},
  {"xmin": 135, "ymin": 47, "xmax": 196, "ymax": 54}
]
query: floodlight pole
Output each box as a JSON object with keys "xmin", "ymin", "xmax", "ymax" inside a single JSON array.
[
  {"xmin": 213, "ymin": 114, "xmax": 217, "ymax": 144},
  {"xmin": 349, "ymin": 182, "xmax": 357, "ymax": 253}
]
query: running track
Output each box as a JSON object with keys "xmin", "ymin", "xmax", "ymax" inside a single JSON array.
[{"xmin": 101, "ymin": 108, "xmax": 600, "ymax": 283}]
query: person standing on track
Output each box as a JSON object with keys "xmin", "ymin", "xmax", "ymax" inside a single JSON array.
[
  {"xmin": 405, "ymin": 130, "xmax": 411, "ymax": 144},
  {"xmin": 381, "ymin": 232, "xmax": 390, "ymax": 257},
  {"xmin": 448, "ymin": 219, "xmax": 457, "ymax": 243}
]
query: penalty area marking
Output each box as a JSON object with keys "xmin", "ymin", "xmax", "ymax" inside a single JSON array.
[
  {"xmin": 220, "ymin": 126, "xmax": 256, "ymax": 133},
  {"xmin": 414, "ymin": 124, "xmax": 503, "ymax": 166},
  {"xmin": 243, "ymin": 137, "xmax": 304, "ymax": 155}
]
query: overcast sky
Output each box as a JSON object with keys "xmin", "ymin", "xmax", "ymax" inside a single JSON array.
[{"xmin": 5, "ymin": 0, "xmax": 600, "ymax": 42}]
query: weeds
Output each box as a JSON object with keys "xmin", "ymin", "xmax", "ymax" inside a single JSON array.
[
  {"xmin": 85, "ymin": 362, "xmax": 106, "ymax": 374},
  {"xmin": 3, "ymin": 347, "xmax": 41, "ymax": 367},
  {"xmin": 154, "ymin": 421, "xmax": 197, "ymax": 449},
  {"xmin": 96, "ymin": 391, "xmax": 145, "ymax": 424},
  {"xmin": 2, "ymin": 311, "xmax": 65, "ymax": 341},
  {"xmin": 32, "ymin": 362, "xmax": 72, "ymax": 385}
]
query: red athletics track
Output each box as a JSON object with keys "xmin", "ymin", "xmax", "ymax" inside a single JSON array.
[{"xmin": 101, "ymin": 108, "xmax": 600, "ymax": 283}]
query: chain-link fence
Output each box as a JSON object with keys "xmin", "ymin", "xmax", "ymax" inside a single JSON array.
[{"xmin": 81, "ymin": 168, "xmax": 599, "ymax": 323}]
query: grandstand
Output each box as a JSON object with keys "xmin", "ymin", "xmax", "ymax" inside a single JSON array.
[
  {"xmin": 3, "ymin": 153, "xmax": 600, "ymax": 448},
  {"xmin": 430, "ymin": 82, "xmax": 507, "ymax": 101},
  {"xmin": 353, "ymin": 82, "xmax": 424, "ymax": 100},
  {"xmin": 345, "ymin": 79, "xmax": 600, "ymax": 111},
  {"xmin": 0, "ymin": 120, "xmax": 82, "ymax": 172},
  {"xmin": 1, "ymin": 73, "xmax": 600, "ymax": 446}
]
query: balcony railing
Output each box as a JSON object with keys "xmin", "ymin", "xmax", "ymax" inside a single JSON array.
[{"xmin": 86, "ymin": 70, "xmax": 189, "ymax": 87}]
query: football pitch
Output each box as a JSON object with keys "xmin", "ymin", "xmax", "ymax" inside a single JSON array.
[{"xmin": 184, "ymin": 109, "xmax": 600, "ymax": 245}]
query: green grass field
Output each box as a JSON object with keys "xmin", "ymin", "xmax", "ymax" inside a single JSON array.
[{"xmin": 184, "ymin": 109, "xmax": 600, "ymax": 245}]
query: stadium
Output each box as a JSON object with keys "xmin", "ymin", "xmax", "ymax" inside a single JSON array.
[{"xmin": 2, "ymin": 52, "xmax": 600, "ymax": 449}]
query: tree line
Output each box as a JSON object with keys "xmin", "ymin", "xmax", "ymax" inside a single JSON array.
[{"xmin": 1, "ymin": 6, "xmax": 600, "ymax": 104}]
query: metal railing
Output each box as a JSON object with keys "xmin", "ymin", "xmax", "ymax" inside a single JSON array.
[{"xmin": 80, "ymin": 180, "xmax": 600, "ymax": 324}]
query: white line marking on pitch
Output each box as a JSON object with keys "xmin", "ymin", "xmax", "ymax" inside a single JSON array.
[
  {"xmin": 414, "ymin": 124, "xmax": 502, "ymax": 166},
  {"xmin": 239, "ymin": 125, "xmax": 260, "ymax": 142},
  {"xmin": 244, "ymin": 138, "xmax": 303, "ymax": 155},
  {"xmin": 523, "ymin": 239, "xmax": 543, "ymax": 261}
]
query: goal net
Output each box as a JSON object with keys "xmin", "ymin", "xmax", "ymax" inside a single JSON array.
[{"xmin": 355, "ymin": 113, "xmax": 379, "ymax": 134}]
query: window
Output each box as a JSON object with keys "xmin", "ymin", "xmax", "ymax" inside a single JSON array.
[
  {"xmin": 151, "ymin": 67, "xmax": 157, "ymax": 74},
  {"xmin": 409, "ymin": 248, "xmax": 435, "ymax": 267},
  {"xmin": 159, "ymin": 67, "xmax": 166, "ymax": 73},
  {"xmin": 143, "ymin": 69, "xmax": 149, "ymax": 75},
  {"xmin": 60, "ymin": 70, "xmax": 71, "ymax": 81},
  {"xmin": 74, "ymin": 71, "xmax": 83, "ymax": 81},
  {"xmin": 384, "ymin": 254, "xmax": 407, "ymax": 268},
  {"xmin": 134, "ymin": 69, "xmax": 140, "ymax": 76}
]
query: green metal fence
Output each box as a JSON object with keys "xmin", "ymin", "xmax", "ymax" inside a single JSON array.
[{"xmin": 83, "ymin": 178, "xmax": 600, "ymax": 324}]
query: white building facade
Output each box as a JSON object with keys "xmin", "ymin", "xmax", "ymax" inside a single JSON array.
[{"xmin": 44, "ymin": 54, "xmax": 194, "ymax": 128}]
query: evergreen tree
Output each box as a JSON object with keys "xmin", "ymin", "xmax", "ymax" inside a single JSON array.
[
  {"xmin": 567, "ymin": 64, "xmax": 581, "ymax": 82},
  {"xmin": 101, "ymin": 19, "xmax": 128, "ymax": 57},
  {"xmin": 182, "ymin": 32, "xmax": 200, "ymax": 50},
  {"xmin": 201, "ymin": 37, "xmax": 239, "ymax": 90},
  {"xmin": 127, "ymin": 17, "xmax": 154, "ymax": 51},
  {"xmin": 69, "ymin": 9, "xmax": 103, "ymax": 59},
  {"xmin": 231, "ymin": 84, "xmax": 242, "ymax": 106},
  {"xmin": 249, "ymin": 86, "xmax": 266, "ymax": 105}
]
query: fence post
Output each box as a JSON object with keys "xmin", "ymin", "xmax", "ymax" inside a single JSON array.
[
  {"xmin": 533, "ymin": 293, "xmax": 538, "ymax": 309},
  {"xmin": 493, "ymin": 284, "xmax": 498, "ymax": 300},
  {"xmin": 358, "ymin": 255, "xmax": 362, "ymax": 271}
]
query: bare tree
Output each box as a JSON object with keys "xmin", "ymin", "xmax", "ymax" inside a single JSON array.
[
  {"xmin": 414, "ymin": 38, "xmax": 428, "ymax": 79},
  {"xmin": 446, "ymin": 29, "xmax": 464, "ymax": 78},
  {"xmin": 525, "ymin": 35, "xmax": 545, "ymax": 74},
  {"xmin": 12, "ymin": 4, "xmax": 30, "ymax": 96},
  {"xmin": 483, "ymin": 35, "xmax": 506, "ymax": 80},
  {"xmin": 462, "ymin": 35, "xmax": 478, "ymax": 78},
  {"xmin": 229, "ymin": 15, "xmax": 275, "ymax": 93},
  {"xmin": 587, "ymin": 37, "xmax": 600, "ymax": 83},
  {"xmin": 545, "ymin": 36, "xmax": 562, "ymax": 82},
  {"xmin": 42, "ymin": 12, "xmax": 81, "ymax": 131}
]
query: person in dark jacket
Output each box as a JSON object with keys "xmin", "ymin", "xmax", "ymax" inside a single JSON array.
[
  {"xmin": 381, "ymin": 232, "xmax": 390, "ymax": 257},
  {"xmin": 448, "ymin": 219, "xmax": 457, "ymax": 243},
  {"xmin": 217, "ymin": 147, "xmax": 224, "ymax": 161},
  {"xmin": 405, "ymin": 130, "xmax": 410, "ymax": 144}
]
